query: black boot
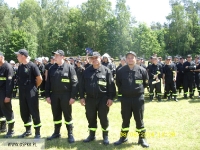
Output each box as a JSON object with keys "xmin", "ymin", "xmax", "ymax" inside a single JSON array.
[
  {"xmin": 18, "ymin": 126, "xmax": 32, "ymax": 138},
  {"xmin": 47, "ymin": 125, "xmax": 61, "ymax": 140},
  {"xmin": 83, "ymin": 130, "xmax": 96, "ymax": 142},
  {"xmin": 184, "ymin": 94, "xmax": 187, "ymax": 99},
  {"xmin": 4, "ymin": 123, "xmax": 14, "ymax": 138},
  {"xmin": 149, "ymin": 95, "xmax": 153, "ymax": 101},
  {"xmin": 167, "ymin": 96, "xmax": 171, "ymax": 101},
  {"xmin": 114, "ymin": 131, "xmax": 128, "ymax": 146},
  {"xmin": 34, "ymin": 127, "xmax": 41, "ymax": 139},
  {"xmin": 138, "ymin": 132, "xmax": 149, "ymax": 148},
  {"xmin": 66, "ymin": 124, "xmax": 75, "ymax": 143},
  {"xmin": 0, "ymin": 120, "xmax": 7, "ymax": 133},
  {"xmin": 102, "ymin": 131, "xmax": 109, "ymax": 145},
  {"xmin": 190, "ymin": 94, "xmax": 193, "ymax": 99},
  {"xmin": 174, "ymin": 96, "xmax": 178, "ymax": 102},
  {"xmin": 157, "ymin": 95, "xmax": 161, "ymax": 102}
]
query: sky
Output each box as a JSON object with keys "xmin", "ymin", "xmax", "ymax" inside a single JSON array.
[{"xmin": 4, "ymin": 0, "xmax": 172, "ymax": 25}]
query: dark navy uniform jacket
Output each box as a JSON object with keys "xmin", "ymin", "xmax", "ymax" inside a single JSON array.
[
  {"xmin": 0, "ymin": 62, "xmax": 14, "ymax": 98},
  {"xmin": 79, "ymin": 65, "xmax": 116, "ymax": 100},
  {"xmin": 116, "ymin": 65, "xmax": 149, "ymax": 98},
  {"xmin": 45, "ymin": 62, "xmax": 78, "ymax": 99}
]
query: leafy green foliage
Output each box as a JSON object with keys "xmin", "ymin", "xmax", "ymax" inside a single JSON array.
[{"xmin": 1, "ymin": 0, "xmax": 200, "ymax": 61}]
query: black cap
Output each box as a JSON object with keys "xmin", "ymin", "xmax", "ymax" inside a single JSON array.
[
  {"xmin": 179, "ymin": 56, "xmax": 183, "ymax": 59},
  {"xmin": 167, "ymin": 56, "xmax": 172, "ymax": 59},
  {"xmin": 187, "ymin": 54, "xmax": 192, "ymax": 58},
  {"xmin": 88, "ymin": 51, "xmax": 101, "ymax": 57},
  {"xmin": 52, "ymin": 50, "xmax": 65, "ymax": 56},
  {"xmin": 137, "ymin": 57, "xmax": 141, "ymax": 60},
  {"xmin": 14, "ymin": 49, "xmax": 29, "ymax": 57},
  {"xmin": 50, "ymin": 56, "xmax": 55, "ymax": 59},
  {"xmin": 0, "ymin": 52, "xmax": 4, "ymax": 56},
  {"xmin": 126, "ymin": 51, "xmax": 137, "ymax": 57}
]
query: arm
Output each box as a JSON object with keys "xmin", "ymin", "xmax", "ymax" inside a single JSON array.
[
  {"xmin": 106, "ymin": 69, "xmax": 116, "ymax": 100},
  {"xmin": 45, "ymin": 70, "xmax": 48, "ymax": 81},
  {"xmin": 142, "ymin": 69, "xmax": 149, "ymax": 88},
  {"xmin": 69, "ymin": 65, "xmax": 78, "ymax": 99},
  {"xmin": 36, "ymin": 75, "xmax": 42, "ymax": 88}
]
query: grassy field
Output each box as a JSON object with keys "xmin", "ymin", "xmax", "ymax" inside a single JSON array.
[{"xmin": 0, "ymin": 92, "xmax": 200, "ymax": 150}]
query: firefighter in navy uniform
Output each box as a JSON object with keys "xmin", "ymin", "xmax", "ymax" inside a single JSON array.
[
  {"xmin": 45, "ymin": 50, "xmax": 78, "ymax": 143},
  {"xmin": 45, "ymin": 56, "xmax": 55, "ymax": 81},
  {"xmin": 114, "ymin": 51, "xmax": 149, "ymax": 148},
  {"xmin": 163, "ymin": 56, "xmax": 178, "ymax": 102},
  {"xmin": 79, "ymin": 52, "xmax": 116, "ymax": 145},
  {"xmin": 194, "ymin": 55, "xmax": 200, "ymax": 97},
  {"xmin": 183, "ymin": 55, "xmax": 196, "ymax": 98},
  {"xmin": 0, "ymin": 52, "xmax": 15, "ymax": 138},
  {"xmin": 148, "ymin": 56, "xmax": 163, "ymax": 101},
  {"xmin": 176, "ymin": 57, "xmax": 184, "ymax": 94},
  {"xmin": 14, "ymin": 49, "xmax": 43, "ymax": 139},
  {"xmin": 36, "ymin": 58, "xmax": 45, "ymax": 98}
]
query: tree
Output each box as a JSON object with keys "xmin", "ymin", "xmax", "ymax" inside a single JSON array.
[{"xmin": 131, "ymin": 23, "xmax": 161, "ymax": 58}]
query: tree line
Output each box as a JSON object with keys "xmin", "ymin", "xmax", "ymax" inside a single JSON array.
[{"xmin": 0, "ymin": 0, "xmax": 200, "ymax": 61}]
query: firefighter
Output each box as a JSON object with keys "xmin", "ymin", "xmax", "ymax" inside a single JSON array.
[
  {"xmin": 36, "ymin": 58, "xmax": 45, "ymax": 98},
  {"xmin": 14, "ymin": 49, "xmax": 43, "ymax": 139},
  {"xmin": 163, "ymin": 56, "xmax": 178, "ymax": 102},
  {"xmin": 45, "ymin": 56, "xmax": 55, "ymax": 81},
  {"xmin": 114, "ymin": 51, "xmax": 149, "ymax": 148},
  {"xmin": 0, "ymin": 52, "xmax": 15, "ymax": 138},
  {"xmin": 148, "ymin": 56, "xmax": 163, "ymax": 101},
  {"xmin": 79, "ymin": 51, "xmax": 116, "ymax": 145},
  {"xmin": 45, "ymin": 50, "xmax": 78, "ymax": 143},
  {"xmin": 183, "ymin": 55, "xmax": 196, "ymax": 98},
  {"xmin": 194, "ymin": 55, "xmax": 200, "ymax": 97},
  {"xmin": 176, "ymin": 57, "xmax": 184, "ymax": 94},
  {"xmin": 75, "ymin": 59, "xmax": 85, "ymax": 99}
]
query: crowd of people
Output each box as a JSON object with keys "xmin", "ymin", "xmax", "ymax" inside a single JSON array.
[{"xmin": 0, "ymin": 48, "xmax": 199, "ymax": 148}]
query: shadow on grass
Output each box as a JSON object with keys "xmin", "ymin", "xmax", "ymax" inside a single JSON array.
[
  {"xmin": 45, "ymin": 139, "xmax": 136, "ymax": 150},
  {"xmin": 188, "ymin": 99, "xmax": 200, "ymax": 103}
]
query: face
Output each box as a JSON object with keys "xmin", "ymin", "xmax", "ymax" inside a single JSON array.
[
  {"xmin": 103, "ymin": 57, "xmax": 108, "ymax": 62},
  {"xmin": 187, "ymin": 57, "xmax": 192, "ymax": 62},
  {"xmin": 54, "ymin": 54, "xmax": 63, "ymax": 63},
  {"xmin": 136, "ymin": 59, "xmax": 141, "ymax": 64},
  {"xmin": 153, "ymin": 58, "xmax": 158, "ymax": 64},
  {"xmin": 166, "ymin": 59, "xmax": 171, "ymax": 64},
  {"xmin": 120, "ymin": 60, "xmax": 126, "ymax": 65},
  {"xmin": 90, "ymin": 56, "xmax": 101, "ymax": 66},
  {"xmin": 126, "ymin": 54, "xmax": 136, "ymax": 65},
  {"xmin": 51, "ymin": 59, "xmax": 55, "ymax": 64},
  {"xmin": 77, "ymin": 62, "xmax": 81, "ymax": 67},
  {"xmin": 16, "ymin": 54, "xmax": 24, "ymax": 63},
  {"xmin": 180, "ymin": 58, "xmax": 183, "ymax": 63},
  {"xmin": 0, "ymin": 56, "xmax": 3, "ymax": 63}
]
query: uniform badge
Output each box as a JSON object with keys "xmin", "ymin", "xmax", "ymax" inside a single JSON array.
[
  {"xmin": 64, "ymin": 73, "xmax": 68, "ymax": 76},
  {"xmin": 24, "ymin": 68, "xmax": 28, "ymax": 73},
  {"xmin": 8, "ymin": 76, "xmax": 12, "ymax": 80}
]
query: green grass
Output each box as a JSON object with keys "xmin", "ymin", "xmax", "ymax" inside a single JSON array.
[{"xmin": 0, "ymin": 92, "xmax": 200, "ymax": 150}]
